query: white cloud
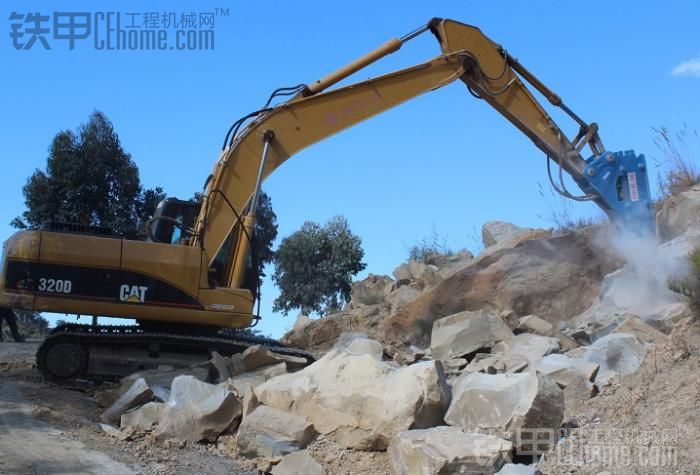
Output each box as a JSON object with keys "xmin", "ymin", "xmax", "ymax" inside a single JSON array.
[{"xmin": 672, "ymin": 56, "xmax": 700, "ymax": 77}]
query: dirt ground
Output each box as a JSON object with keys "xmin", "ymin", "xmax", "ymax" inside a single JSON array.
[{"xmin": 0, "ymin": 341, "xmax": 255, "ymax": 475}]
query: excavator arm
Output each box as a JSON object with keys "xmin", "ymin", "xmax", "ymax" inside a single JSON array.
[{"xmin": 195, "ymin": 18, "xmax": 653, "ymax": 291}]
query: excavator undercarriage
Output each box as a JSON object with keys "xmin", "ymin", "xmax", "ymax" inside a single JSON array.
[{"xmin": 37, "ymin": 323, "xmax": 313, "ymax": 381}]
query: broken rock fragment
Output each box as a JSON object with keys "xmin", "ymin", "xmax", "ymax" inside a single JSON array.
[
  {"xmin": 154, "ymin": 375, "xmax": 242, "ymax": 443},
  {"xmin": 241, "ymin": 344, "xmax": 306, "ymax": 372},
  {"xmin": 517, "ymin": 315, "xmax": 554, "ymax": 336},
  {"xmin": 255, "ymin": 334, "xmax": 449, "ymax": 450},
  {"xmin": 430, "ymin": 309, "xmax": 514, "ymax": 360},
  {"xmin": 101, "ymin": 377, "xmax": 153, "ymax": 424},
  {"xmin": 271, "ymin": 450, "xmax": 326, "ymax": 475},
  {"xmin": 389, "ymin": 426, "xmax": 512, "ymax": 475},
  {"xmin": 120, "ymin": 401, "xmax": 163, "ymax": 430},
  {"xmin": 445, "ymin": 371, "xmax": 564, "ymax": 452},
  {"xmin": 611, "ymin": 314, "xmax": 669, "ymax": 346},
  {"xmin": 237, "ymin": 405, "xmax": 316, "ymax": 458},
  {"xmin": 492, "ymin": 333, "xmax": 560, "ymax": 362},
  {"xmin": 585, "ymin": 333, "xmax": 647, "ymax": 383},
  {"xmin": 535, "ymin": 354, "xmax": 599, "ymax": 387}
]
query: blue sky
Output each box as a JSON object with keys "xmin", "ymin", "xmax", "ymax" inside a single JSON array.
[{"xmin": 2, "ymin": 1, "xmax": 699, "ymax": 338}]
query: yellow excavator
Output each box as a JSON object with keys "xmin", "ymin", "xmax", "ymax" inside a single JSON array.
[{"xmin": 0, "ymin": 18, "xmax": 652, "ymax": 380}]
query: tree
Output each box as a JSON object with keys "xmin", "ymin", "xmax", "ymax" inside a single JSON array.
[
  {"xmin": 272, "ymin": 216, "xmax": 366, "ymax": 316},
  {"xmin": 253, "ymin": 191, "xmax": 278, "ymax": 285},
  {"xmin": 12, "ymin": 111, "xmax": 163, "ymax": 238}
]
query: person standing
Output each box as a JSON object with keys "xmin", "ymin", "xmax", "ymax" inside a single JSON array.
[{"xmin": 0, "ymin": 307, "xmax": 25, "ymax": 342}]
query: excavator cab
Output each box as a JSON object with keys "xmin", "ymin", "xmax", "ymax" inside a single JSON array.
[{"xmin": 147, "ymin": 198, "xmax": 200, "ymax": 245}]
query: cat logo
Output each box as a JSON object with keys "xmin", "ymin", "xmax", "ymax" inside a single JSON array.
[{"xmin": 119, "ymin": 284, "xmax": 148, "ymax": 303}]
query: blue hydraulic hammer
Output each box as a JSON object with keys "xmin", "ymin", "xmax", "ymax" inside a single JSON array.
[{"xmin": 577, "ymin": 150, "xmax": 655, "ymax": 235}]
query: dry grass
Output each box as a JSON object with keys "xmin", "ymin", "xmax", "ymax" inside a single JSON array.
[
  {"xmin": 407, "ymin": 227, "xmax": 454, "ymax": 265},
  {"xmin": 537, "ymin": 182, "xmax": 606, "ymax": 233},
  {"xmin": 653, "ymin": 124, "xmax": 700, "ymax": 198},
  {"xmin": 668, "ymin": 246, "xmax": 700, "ymax": 320}
]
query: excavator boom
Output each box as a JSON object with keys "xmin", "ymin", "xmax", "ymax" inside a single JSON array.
[{"xmin": 196, "ymin": 18, "xmax": 653, "ymax": 291}]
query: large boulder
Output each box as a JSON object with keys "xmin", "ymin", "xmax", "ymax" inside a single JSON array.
[
  {"xmin": 154, "ymin": 375, "xmax": 242, "ymax": 442},
  {"xmin": 350, "ymin": 274, "xmax": 394, "ymax": 307},
  {"xmin": 445, "ymin": 371, "xmax": 564, "ymax": 452},
  {"xmin": 236, "ymin": 406, "xmax": 316, "ymax": 458},
  {"xmin": 430, "ymin": 310, "xmax": 514, "ymax": 360},
  {"xmin": 656, "ymin": 185, "xmax": 700, "ymax": 241},
  {"xmin": 282, "ymin": 305, "xmax": 385, "ymax": 353},
  {"xmin": 389, "ymin": 427, "xmax": 512, "ymax": 475},
  {"xmin": 584, "ymin": 333, "xmax": 647, "ymax": 383},
  {"xmin": 382, "ymin": 228, "xmax": 618, "ymax": 349},
  {"xmin": 387, "ymin": 286, "xmax": 422, "ymax": 314},
  {"xmin": 482, "ymin": 221, "xmax": 540, "ymax": 248},
  {"xmin": 433, "ymin": 251, "xmax": 475, "ymax": 280},
  {"xmin": 393, "ymin": 261, "xmax": 431, "ymax": 281},
  {"xmin": 255, "ymin": 334, "xmax": 449, "ymax": 450}
]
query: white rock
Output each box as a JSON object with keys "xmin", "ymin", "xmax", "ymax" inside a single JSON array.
[
  {"xmin": 482, "ymin": 221, "xmax": 530, "ymax": 248},
  {"xmin": 585, "ymin": 333, "xmax": 647, "ymax": 383},
  {"xmin": 393, "ymin": 261, "xmax": 429, "ymax": 281},
  {"xmin": 393, "ymin": 345, "xmax": 427, "ymax": 366},
  {"xmin": 445, "ymin": 371, "xmax": 564, "ymax": 452},
  {"xmin": 227, "ymin": 362, "xmax": 287, "ymax": 395},
  {"xmin": 389, "ymin": 426, "xmax": 512, "ymax": 475},
  {"xmin": 120, "ymin": 401, "xmax": 163, "ymax": 430},
  {"xmin": 517, "ymin": 315, "xmax": 554, "ymax": 336},
  {"xmin": 237, "ymin": 406, "xmax": 315, "ymax": 458},
  {"xmin": 431, "ymin": 310, "xmax": 514, "ymax": 360},
  {"xmin": 241, "ymin": 386, "xmax": 259, "ymax": 418},
  {"xmin": 154, "ymin": 375, "xmax": 242, "ymax": 442},
  {"xmin": 241, "ymin": 345, "xmax": 306, "ymax": 372},
  {"xmin": 210, "ymin": 351, "xmax": 233, "ymax": 383},
  {"xmin": 271, "ymin": 450, "xmax": 326, "ymax": 475},
  {"xmin": 386, "ymin": 286, "xmax": 422, "ymax": 314},
  {"xmin": 101, "ymin": 378, "xmax": 153, "ymax": 424},
  {"xmin": 535, "ymin": 354, "xmax": 599, "ymax": 388},
  {"xmin": 465, "ymin": 353, "xmax": 529, "ymax": 375},
  {"xmin": 255, "ymin": 335, "xmax": 449, "ymax": 450},
  {"xmin": 492, "ymin": 334, "xmax": 560, "ymax": 362},
  {"xmin": 656, "ymin": 186, "xmax": 700, "ymax": 241},
  {"xmin": 611, "ymin": 314, "xmax": 669, "ymax": 346},
  {"xmin": 350, "ymin": 274, "xmax": 394, "ymax": 307}
]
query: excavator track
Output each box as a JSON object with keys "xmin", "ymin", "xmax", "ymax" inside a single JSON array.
[{"xmin": 36, "ymin": 324, "xmax": 314, "ymax": 382}]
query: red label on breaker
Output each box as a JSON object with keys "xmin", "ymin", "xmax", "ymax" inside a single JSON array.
[{"xmin": 628, "ymin": 172, "xmax": 639, "ymax": 202}]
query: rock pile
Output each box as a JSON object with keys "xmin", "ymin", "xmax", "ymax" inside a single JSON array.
[{"xmin": 95, "ymin": 216, "xmax": 698, "ymax": 474}]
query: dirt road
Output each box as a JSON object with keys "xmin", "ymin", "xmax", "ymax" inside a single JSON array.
[
  {"xmin": 0, "ymin": 377, "xmax": 133, "ymax": 474},
  {"xmin": 0, "ymin": 342, "xmax": 254, "ymax": 475}
]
